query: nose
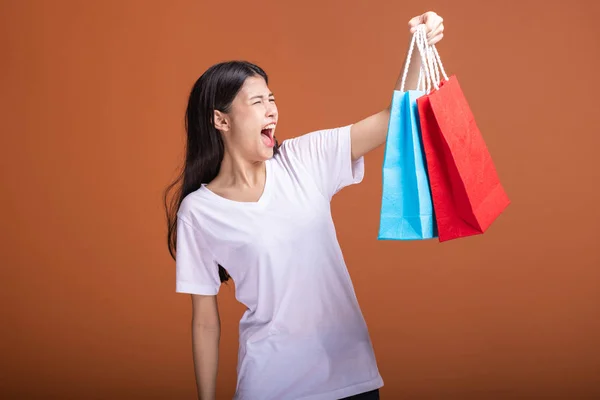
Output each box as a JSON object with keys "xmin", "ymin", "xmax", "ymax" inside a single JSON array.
[{"xmin": 266, "ymin": 101, "xmax": 277, "ymax": 118}]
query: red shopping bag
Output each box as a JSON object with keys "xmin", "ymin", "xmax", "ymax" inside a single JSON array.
[{"xmin": 417, "ymin": 74, "xmax": 510, "ymax": 241}]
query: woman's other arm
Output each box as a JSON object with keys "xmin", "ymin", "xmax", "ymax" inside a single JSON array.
[{"xmin": 191, "ymin": 294, "xmax": 221, "ymax": 400}]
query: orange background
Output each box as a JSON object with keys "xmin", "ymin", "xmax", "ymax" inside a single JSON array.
[{"xmin": 2, "ymin": 0, "xmax": 600, "ymax": 399}]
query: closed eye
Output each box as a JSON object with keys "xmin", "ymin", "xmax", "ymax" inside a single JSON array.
[
  {"xmin": 252, "ymin": 98, "xmax": 275, "ymax": 105},
  {"xmin": 250, "ymin": 93, "xmax": 275, "ymax": 105}
]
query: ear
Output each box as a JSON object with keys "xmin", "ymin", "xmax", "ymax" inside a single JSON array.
[{"xmin": 213, "ymin": 110, "xmax": 230, "ymax": 132}]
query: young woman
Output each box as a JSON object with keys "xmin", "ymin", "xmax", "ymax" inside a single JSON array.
[{"xmin": 165, "ymin": 11, "xmax": 445, "ymax": 400}]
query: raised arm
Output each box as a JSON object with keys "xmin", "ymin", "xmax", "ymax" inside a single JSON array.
[
  {"xmin": 191, "ymin": 294, "xmax": 221, "ymax": 400},
  {"xmin": 350, "ymin": 11, "xmax": 444, "ymax": 161}
]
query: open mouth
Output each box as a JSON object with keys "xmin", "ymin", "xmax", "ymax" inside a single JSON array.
[{"xmin": 261, "ymin": 123, "xmax": 276, "ymax": 147}]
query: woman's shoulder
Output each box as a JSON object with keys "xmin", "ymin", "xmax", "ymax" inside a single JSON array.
[{"xmin": 177, "ymin": 188, "xmax": 209, "ymax": 222}]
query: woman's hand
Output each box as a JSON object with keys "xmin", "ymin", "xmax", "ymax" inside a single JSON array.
[{"xmin": 408, "ymin": 11, "xmax": 445, "ymax": 46}]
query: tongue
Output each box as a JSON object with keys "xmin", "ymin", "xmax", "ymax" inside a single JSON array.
[{"xmin": 261, "ymin": 130, "xmax": 273, "ymax": 147}]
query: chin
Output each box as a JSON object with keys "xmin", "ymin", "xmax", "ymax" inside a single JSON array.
[
  {"xmin": 258, "ymin": 138, "xmax": 279, "ymax": 160},
  {"xmin": 259, "ymin": 147, "xmax": 275, "ymax": 160}
]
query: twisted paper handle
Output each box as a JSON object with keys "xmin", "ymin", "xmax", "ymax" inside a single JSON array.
[
  {"xmin": 415, "ymin": 26, "xmax": 433, "ymax": 93},
  {"xmin": 430, "ymin": 41, "xmax": 449, "ymax": 83},
  {"xmin": 415, "ymin": 24, "xmax": 449, "ymax": 92},
  {"xmin": 399, "ymin": 28, "xmax": 428, "ymax": 92}
]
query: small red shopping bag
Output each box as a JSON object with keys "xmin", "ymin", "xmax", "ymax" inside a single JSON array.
[{"xmin": 415, "ymin": 39, "xmax": 510, "ymax": 241}]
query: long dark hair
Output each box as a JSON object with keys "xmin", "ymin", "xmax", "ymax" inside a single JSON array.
[{"xmin": 164, "ymin": 60, "xmax": 280, "ymax": 283}]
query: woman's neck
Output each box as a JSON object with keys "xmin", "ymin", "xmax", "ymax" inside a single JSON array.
[{"xmin": 210, "ymin": 151, "xmax": 266, "ymax": 191}]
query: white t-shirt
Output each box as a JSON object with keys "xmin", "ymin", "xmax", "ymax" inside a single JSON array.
[{"xmin": 175, "ymin": 125, "xmax": 384, "ymax": 400}]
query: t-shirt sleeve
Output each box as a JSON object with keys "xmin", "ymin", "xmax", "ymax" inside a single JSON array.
[
  {"xmin": 175, "ymin": 216, "xmax": 221, "ymax": 295},
  {"xmin": 284, "ymin": 124, "xmax": 365, "ymax": 200}
]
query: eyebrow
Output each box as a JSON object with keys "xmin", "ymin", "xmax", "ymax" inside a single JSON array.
[{"xmin": 249, "ymin": 93, "xmax": 275, "ymax": 101}]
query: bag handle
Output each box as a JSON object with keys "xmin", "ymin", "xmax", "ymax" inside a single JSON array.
[
  {"xmin": 415, "ymin": 24, "xmax": 449, "ymax": 92},
  {"xmin": 400, "ymin": 28, "xmax": 428, "ymax": 92},
  {"xmin": 415, "ymin": 26, "xmax": 433, "ymax": 92}
]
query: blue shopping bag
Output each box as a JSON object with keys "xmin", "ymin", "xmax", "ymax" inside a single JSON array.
[{"xmin": 378, "ymin": 89, "xmax": 437, "ymax": 240}]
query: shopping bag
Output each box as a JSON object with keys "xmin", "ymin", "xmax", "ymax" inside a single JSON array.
[
  {"xmin": 378, "ymin": 31, "xmax": 437, "ymax": 240},
  {"xmin": 415, "ymin": 29, "xmax": 510, "ymax": 242}
]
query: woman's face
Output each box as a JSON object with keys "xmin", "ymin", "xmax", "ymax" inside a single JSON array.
[{"xmin": 219, "ymin": 75, "xmax": 278, "ymax": 162}]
